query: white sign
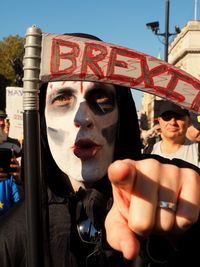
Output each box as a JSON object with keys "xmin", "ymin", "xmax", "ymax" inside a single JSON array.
[{"xmin": 6, "ymin": 87, "xmax": 23, "ymax": 140}]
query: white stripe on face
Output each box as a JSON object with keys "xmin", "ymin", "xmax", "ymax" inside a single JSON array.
[{"xmin": 45, "ymin": 81, "xmax": 118, "ymax": 184}]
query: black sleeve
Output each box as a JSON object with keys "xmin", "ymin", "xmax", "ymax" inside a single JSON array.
[
  {"xmin": 0, "ymin": 201, "xmax": 26, "ymax": 267},
  {"xmin": 140, "ymin": 154, "xmax": 200, "ymax": 175}
]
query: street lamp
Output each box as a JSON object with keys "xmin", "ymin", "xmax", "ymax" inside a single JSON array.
[{"xmin": 146, "ymin": 0, "xmax": 181, "ymax": 62}]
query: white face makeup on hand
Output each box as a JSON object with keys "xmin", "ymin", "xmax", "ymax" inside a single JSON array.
[{"xmin": 45, "ymin": 81, "xmax": 118, "ymax": 185}]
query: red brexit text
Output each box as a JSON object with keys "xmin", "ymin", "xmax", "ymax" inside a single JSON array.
[{"xmin": 49, "ymin": 37, "xmax": 200, "ymax": 111}]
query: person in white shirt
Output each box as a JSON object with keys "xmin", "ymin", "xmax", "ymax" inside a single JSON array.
[{"xmin": 151, "ymin": 101, "xmax": 200, "ymax": 168}]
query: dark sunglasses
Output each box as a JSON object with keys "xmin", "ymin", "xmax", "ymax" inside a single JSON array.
[
  {"xmin": 161, "ymin": 113, "xmax": 185, "ymax": 121},
  {"xmin": 77, "ymin": 217, "xmax": 101, "ymax": 244},
  {"xmin": 77, "ymin": 218, "xmax": 132, "ymax": 267}
]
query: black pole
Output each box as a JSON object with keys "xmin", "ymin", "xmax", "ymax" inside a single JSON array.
[
  {"xmin": 23, "ymin": 26, "xmax": 47, "ymax": 267},
  {"xmin": 146, "ymin": 0, "xmax": 179, "ymax": 62},
  {"xmin": 164, "ymin": 0, "xmax": 170, "ymax": 62},
  {"xmin": 24, "ymin": 110, "xmax": 44, "ymax": 267}
]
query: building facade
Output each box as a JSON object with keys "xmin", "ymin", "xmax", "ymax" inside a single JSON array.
[{"xmin": 140, "ymin": 20, "xmax": 200, "ymax": 130}]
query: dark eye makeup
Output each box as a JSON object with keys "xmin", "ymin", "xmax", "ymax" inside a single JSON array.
[{"xmin": 85, "ymin": 86, "xmax": 116, "ymax": 115}]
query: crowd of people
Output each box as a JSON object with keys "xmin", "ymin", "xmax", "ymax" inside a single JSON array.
[
  {"xmin": 0, "ymin": 33, "xmax": 199, "ymax": 267},
  {"xmin": 0, "ymin": 110, "xmax": 23, "ymax": 215}
]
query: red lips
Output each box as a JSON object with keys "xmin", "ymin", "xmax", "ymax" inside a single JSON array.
[{"xmin": 73, "ymin": 139, "xmax": 101, "ymax": 160}]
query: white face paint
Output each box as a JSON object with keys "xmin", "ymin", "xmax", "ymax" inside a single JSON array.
[{"xmin": 45, "ymin": 81, "xmax": 118, "ymax": 184}]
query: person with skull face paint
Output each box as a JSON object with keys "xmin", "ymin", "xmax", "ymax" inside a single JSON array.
[
  {"xmin": 0, "ymin": 33, "xmax": 200, "ymax": 267},
  {"xmin": 45, "ymin": 81, "xmax": 119, "ymax": 188},
  {"xmin": 37, "ymin": 79, "xmax": 142, "ymax": 267},
  {"xmin": 0, "ymin": 79, "xmax": 142, "ymax": 267}
]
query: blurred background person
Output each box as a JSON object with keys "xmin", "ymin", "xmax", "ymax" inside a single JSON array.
[
  {"xmin": 0, "ymin": 110, "xmax": 7, "ymax": 141},
  {"xmin": 143, "ymin": 123, "xmax": 161, "ymax": 154},
  {"xmin": 0, "ymin": 133, "xmax": 21, "ymax": 215},
  {"xmin": 0, "ymin": 110, "xmax": 22, "ymax": 157},
  {"xmin": 4, "ymin": 118, "xmax": 10, "ymax": 136},
  {"xmin": 186, "ymin": 111, "xmax": 200, "ymax": 162},
  {"xmin": 186, "ymin": 111, "xmax": 200, "ymax": 142},
  {"xmin": 151, "ymin": 101, "xmax": 200, "ymax": 168}
]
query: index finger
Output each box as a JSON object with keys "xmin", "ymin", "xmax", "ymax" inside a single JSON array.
[
  {"xmin": 108, "ymin": 160, "xmax": 137, "ymax": 218},
  {"xmin": 108, "ymin": 159, "xmax": 136, "ymax": 190}
]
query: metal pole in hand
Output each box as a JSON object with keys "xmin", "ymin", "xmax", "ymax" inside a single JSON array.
[{"xmin": 23, "ymin": 25, "xmax": 44, "ymax": 267}]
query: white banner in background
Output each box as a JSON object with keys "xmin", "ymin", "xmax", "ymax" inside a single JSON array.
[{"xmin": 6, "ymin": 87, "xmax": 23, "ymax": 140}]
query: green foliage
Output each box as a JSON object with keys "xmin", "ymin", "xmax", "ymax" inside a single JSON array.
[{"xmin": 0, "ymin": 35, "xmax": 24, "ymax": 109}]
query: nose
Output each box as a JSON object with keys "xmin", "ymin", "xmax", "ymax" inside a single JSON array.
[
  {"xmin": 169, "ymin": 117, "xmax": 177, "ymax": 123},
  {"xmin": 74, "ymin": 102, "xmax": 94, "ymax": 129}
]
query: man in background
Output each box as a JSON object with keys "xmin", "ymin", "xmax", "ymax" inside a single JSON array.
[
  {"xmin": 0, "ymin": 110, "xmax": 7, "ymax": 139},
  {"xmin": 0, "ymin": 110, "xmax": 22, "ymax": 157},
  {"xmin": 151, "ymin": 101, "xmax": 200, "ymax": 168},
  {"xmin": 186, "ymin": 111, "xmax": 200, "ymax": 142},
  {"xmin": 186, "ymin": 111, "xmax": 200, "ymax": 162}
]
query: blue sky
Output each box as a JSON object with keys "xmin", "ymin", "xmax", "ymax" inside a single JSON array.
[{"xmin": 0, "ymin": 0, "xmax": 198, "ymax": 110}]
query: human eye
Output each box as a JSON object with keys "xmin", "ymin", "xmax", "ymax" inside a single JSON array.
[
  {"xmin": 96, "ymin": 94, "xmax": 114, "ymax": 111},
  {"xmin": 87, "ymin": 89, "xmax": 115, "ymax": 114},
  {"xmin": 50, "ymin": 91, "xmax": 75, "ymax": 107},
  {"xmin": 96, "ymin": 95, "xmax": 110, "ymax": 104}
]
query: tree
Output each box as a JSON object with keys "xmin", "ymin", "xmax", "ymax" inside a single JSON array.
[{"xmin": 0, "ymin": 35, "xmax": 24, "ymax": 110}]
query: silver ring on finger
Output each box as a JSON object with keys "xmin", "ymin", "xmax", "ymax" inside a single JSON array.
[{"xmin": 158, "ymin": 201, "xmax": 177, "ymax": 212}]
